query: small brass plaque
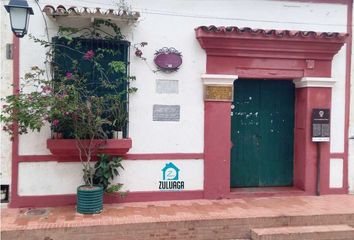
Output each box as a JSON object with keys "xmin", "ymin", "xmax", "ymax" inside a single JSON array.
[{"xmin": 205, "ymin": 85, "xmax": 233, "ymax": 101}]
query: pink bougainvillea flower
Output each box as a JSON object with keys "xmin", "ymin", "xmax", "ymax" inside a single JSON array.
[
  {"xmin": 66, "ymin": 72, "xmax": 73, "ymax": 79},
  {"xmin": 52, "ymin": 119, "xmax": 59, "ymax": 126},
  {"xmin": 83, "ymin": 50, "xmax": 95, "ymax": 60},
  {"xmin": 41, "ymin": 85, "xmax": 52, "ymax": 93},
  {"xmin": 135, "ymin": 49, "xmax": 143, "ymax": 57}
]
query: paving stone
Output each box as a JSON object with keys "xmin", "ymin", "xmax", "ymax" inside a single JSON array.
[
  {"xmin": 2, "ymin": 195, "xmax": 354, "ymax": 240},
  {"xmin": 251, "ymin": 224, "xmax": 354, "ymax": 240}
]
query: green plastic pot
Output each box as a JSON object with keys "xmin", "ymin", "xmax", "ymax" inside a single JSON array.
[{"xmin": 77, "ymin": 185, "xmax": 103, "ymax": 214}]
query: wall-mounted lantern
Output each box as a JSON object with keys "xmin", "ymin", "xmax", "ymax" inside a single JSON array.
[{"xmin": 4, "ymin": 0, "xmax": 34, "ymax": 38}]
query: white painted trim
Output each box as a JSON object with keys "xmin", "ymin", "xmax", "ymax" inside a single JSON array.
[
  {"xmin": 330, "ymin": 158, "xmax": 344, "ymax": 188},
  {"xmin": 312, "ymin": 137, "xmax": 330, "ymax": 142},
  {"xmin": 293, "ymin": 77, "xmax": 336, "ymax": 88},
  {"xmin": 201, "ymin": 74, "xmax": 238, "ymax": 86}
]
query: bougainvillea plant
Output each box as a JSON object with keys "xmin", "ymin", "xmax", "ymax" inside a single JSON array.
[
  {"xmin": 1, "ymin": 66, "xmax": 53, "ymax": 140},
  {"xmin": 0, "ymin": 20, "xmax": 136, "ymax": 187}
]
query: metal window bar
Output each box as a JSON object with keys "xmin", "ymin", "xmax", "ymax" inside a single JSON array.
[{"xmin": 52, "ymin": 37, "xmax": 130, "ymax": 138}]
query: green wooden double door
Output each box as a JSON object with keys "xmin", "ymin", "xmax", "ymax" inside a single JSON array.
[{"xmin": 231, "ymin": 80, "xmax": 295, "ymax": 187}]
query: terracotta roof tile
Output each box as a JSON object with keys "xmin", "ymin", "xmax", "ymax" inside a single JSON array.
[
  {"xmin": 196, "ymin": 25, "xmax": 348, "ymax": 39},
  {"xmin": 42, "ymin": 5, "xmax": 140, "ymax": 21}
]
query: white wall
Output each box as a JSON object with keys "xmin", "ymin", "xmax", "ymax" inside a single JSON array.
[
  {"xmin": 330, "ymin": 158, "xmax": 344, "ymax": 188},
  {"xmin": 18, "ymin": 0, "xmax": 347, "ymax": 155},
  {"xmin": 350, "ymin": 128, "xmax": 354, "ymax": 193},
  {"xmin": 0, "ymin": 1, "xmax": 14, "ymax": 191},
  {"xmin": 349, "ymin": 2, "xmax": 354, "ymax": 194},
  {"xmin": 2, "ymin": 0, "xmax": 349, "ymax": 194},
  {"xmin": 18, "ymin": 159, "xmax": 203, "ymax": 195},
  {"xmin": 331, "ymin": 46, "xmax": 347, "ymax": 153}
]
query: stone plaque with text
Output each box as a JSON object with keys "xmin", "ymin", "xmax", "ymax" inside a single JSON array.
[
  {"xmin": 205, "ymin": 85, "xmax": 233, "ymax": 101},
  {"xmin": 153, "ymin": 105, "xmax": 180, "ymax": 121}
]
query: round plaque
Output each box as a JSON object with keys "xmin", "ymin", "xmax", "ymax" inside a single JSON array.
[{"xmin": 154, "ymin": 47, "xmax": 182, "ymax": 72}]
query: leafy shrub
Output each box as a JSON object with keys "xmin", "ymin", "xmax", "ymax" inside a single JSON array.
[{"xmin": 93, "ymin": 154, "xmax": 124, "ymax": 193}]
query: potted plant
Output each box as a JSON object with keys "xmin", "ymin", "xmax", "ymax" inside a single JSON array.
[
  {"xmin": 51, "ymin": 29, "xmax": 131, "ymax": 214},
  {"xmin": 1, "ymin": 20, "xmax": 136, "ymax": 214},
  {"xmin": 72, "ymin": 95, "xmax": 110, "ymax": 214},
  {"xmin": 76, "ymin": 153, "xmax": 126, "ymax": 214},
  {"xmin": 109, "ymin": 98, "xmax": 127, "ymax": 139},
  {"xmin": 50, "ymin": 108, "xmax": 74, "ymax": 139},
  {"xmin": 93, "ymin": 154, "xmax": 125, "ymax": 194}
]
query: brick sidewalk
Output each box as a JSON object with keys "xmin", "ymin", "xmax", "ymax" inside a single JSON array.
[
  {"xmin": 2, "ymin": 195, "xmax": 354, "ymax": 239},
  {"xmin": 2, "ymin": 195, "xmax": 354, "ymax": 230}
]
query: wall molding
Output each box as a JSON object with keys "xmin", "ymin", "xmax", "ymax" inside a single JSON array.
[
  {"xmin": 294, "ymin": 77, "xmax": 336, "ymax": 88},
  {"xmin": 17, "ymin": 153, "xmax": 205, "ymax": 162},
  {"xmin": 201, "ymin": 74, "xmax": 238, "ymax": 86},
  {"xmin": 196, "ymin": 26, "xmax": 347, "ymax": 78}
]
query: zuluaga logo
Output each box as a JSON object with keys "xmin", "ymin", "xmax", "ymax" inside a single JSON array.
[{"xmin": 159, "ymin": 162, "xmax": 185, "ymax": 190}]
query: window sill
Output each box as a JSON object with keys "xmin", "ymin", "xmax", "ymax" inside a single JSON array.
[{"xmin": 47, "ymin": 138, "xmax": 132, "ymax": 156}]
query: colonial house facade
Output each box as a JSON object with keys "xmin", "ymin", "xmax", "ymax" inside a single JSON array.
[{"xmin": 0, "ymin": 0, "xmax": 353, "ymax": 208}]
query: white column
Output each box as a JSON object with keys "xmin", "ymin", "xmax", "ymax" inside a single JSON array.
[
  {"xmin": 201, "ymin": 74, "xmax": 238, "ymax": 102},
  {"xmin": 293, "ymin": 77, "xmax": 336, "ymax": 88},
  {"xmin": 201, "ymin": 74, "xmax": 238, "ymax": 86}
]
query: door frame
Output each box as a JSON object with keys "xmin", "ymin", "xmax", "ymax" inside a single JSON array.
[
  {"xmin": 196, "ymin": 26, "xmax": 348, "ymax": 199},
  {"xmin": 203, "ymin": 75, "xmax": 334, "ymax": 199}
]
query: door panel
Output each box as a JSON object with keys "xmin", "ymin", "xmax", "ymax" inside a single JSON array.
[
  {"xmin": 231, "ymin": 80, "xmax": 295, "ymax": 188},
  {"xmin": 231, "ymin": 80, "xmax": 261, "ymax": 187}
]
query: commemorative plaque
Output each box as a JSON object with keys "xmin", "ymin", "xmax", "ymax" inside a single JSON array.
[
  {"xmin": 154, "ymin": 48, "xmax": 182, "ymax": 72},
  {"xmin": 153, "ymin": 105, "xmax": 180, "ymax": 122},
  {"xmin": 205, "ymin": 85, "xmax": 233, "ymax": 101},
  {"xmin": 312, "ymin": 108, "xmax": 330, "ymax": 142}
]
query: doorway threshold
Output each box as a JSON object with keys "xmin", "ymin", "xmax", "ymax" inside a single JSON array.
[{"xmin": 229, "ymin": 187, "xmax": 307, "ymax": 198}]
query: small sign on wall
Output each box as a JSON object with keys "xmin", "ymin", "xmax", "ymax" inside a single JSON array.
[
  {"xmin": 153, "ymin": 105, "xmax": 180, "ymax": 121},
  {"xmin": 312, "ymin": 108, "xmax": 330, "ymax": 142},
  {"xmin": 159, "ymin": 162, "xmax": 185, "ymax": 191},
  {"xmin": 204, "ymin": 85, "xmax": 233, "ymax": 101},
  {"xmin": 154, "ymin": 48, "xmax": 182, "ymax": 72}
]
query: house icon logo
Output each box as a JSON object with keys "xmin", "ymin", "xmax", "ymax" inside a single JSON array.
[
  {"xmin": 162, "ymin": 162, "xmax": 180, "ymax": 180},
  {"xmin": 159, "ymin": 162, "xmax": 184, "ymax": 190}
]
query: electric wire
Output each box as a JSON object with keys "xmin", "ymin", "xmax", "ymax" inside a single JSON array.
[{"xmin": 33, "ymin": 0, "xmax": 349, "ymax": 28}]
